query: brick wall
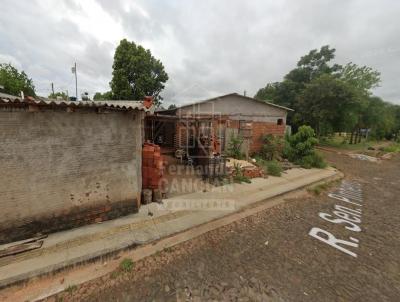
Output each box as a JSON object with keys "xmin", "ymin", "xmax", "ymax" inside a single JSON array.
[
  {"xmin": 171, "ymin": 118, "xmax": 286, "ymax": 156},
  {"xmin": 249, "ymin": 121, "xmax": 286, "ymax": 154},
  {"xmin": 0, "ymin": 107, "xmax": 144, "ymax": 244}
]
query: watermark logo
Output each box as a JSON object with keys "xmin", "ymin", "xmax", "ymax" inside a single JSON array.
[{"xmin": 159, "ymin": 198, "xmax": 236, "ymax": 211}]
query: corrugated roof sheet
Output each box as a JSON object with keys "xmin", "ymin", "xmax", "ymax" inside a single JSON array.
[{"xmin": 0, "ymin": 93, "xmax": 152, "ymax": 112}]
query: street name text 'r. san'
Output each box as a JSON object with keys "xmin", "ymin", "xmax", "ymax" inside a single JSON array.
[{"xmin": 309, "ymin": 180, "xmax": 363, "ymax": 258}]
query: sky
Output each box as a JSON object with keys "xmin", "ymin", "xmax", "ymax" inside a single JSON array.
[{"xmin": 0, "ymin": 0, "xmax": 399, "ymax": 107}]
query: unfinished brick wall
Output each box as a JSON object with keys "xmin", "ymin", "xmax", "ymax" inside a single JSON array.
[
  {"xmin": 172, "ymin": 118, "xmax": 286, "ymax": 156},
  {"xmin": 249, "ymin": 121, "xmax": 286, "ymax": 154},
  {"xmin": 0, "ymin": 107, "xmax": 144, "ymax": 244}
]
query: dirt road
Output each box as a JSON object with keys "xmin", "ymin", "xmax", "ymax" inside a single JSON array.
[{"xmin": 50, "ymin": 152, "xmax": 400, "ymax": 301}]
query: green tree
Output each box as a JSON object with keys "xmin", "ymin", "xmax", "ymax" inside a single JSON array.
[
  {"xmin": 255, "ymin": 81, "xmax": 298, "ymax": 110},
  {"xmin": 93, "ymin": 91, "xmax": 112, "ymax": 100},
  {"xmin": 394, "ymin": 105, "xmax": 400, "ymax": 140},
  {"xmin": 339, "ymin": 62, "xmax": 380, "ymax": 92},
  {"xmin": 285, "ymin": 45, "xmax": 342, "ymax": 84},
  {"xmin": 361, "ymin": 96, "xmax": 396, "ymax": 139},
  {"xmin": 254, "ymin": 45, "xmax": 393, "ymax": 139},
  {"xmin": 48, "ymin": 91, "xmax": 68, "ymax": 100},
  {"xmin": 297, "ymin": 74, "xmax": 360, "ymax": 136},
  {"xmin": 0, "ymin": 63, "xmax": 35, "ymax": 96},
  {"xmin": 255, "ymin": 46, "xmax": 341, "ymax": 129},
  {"xmin": 110, "ymin": 39, "xmax": 168, "ymax": 106},
  {"xmin": 168, "ymin": 104, "xmax": 177, "ymax": 110}
]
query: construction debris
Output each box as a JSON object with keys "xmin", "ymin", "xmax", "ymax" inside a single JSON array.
[{"xmin": 226, "ymin": 158, "xmax": 265, "ymax": 179}]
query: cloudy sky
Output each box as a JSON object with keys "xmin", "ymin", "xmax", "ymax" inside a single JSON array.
[{"xmin": 0, "ymin": 0, "xmax": 399, "ymax": 106}]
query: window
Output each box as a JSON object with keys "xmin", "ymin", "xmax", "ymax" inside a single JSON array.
[
  {"xmin": 239, "ymin": 120, "xmax": 252, "ymax": 138},
  {"xmin": 277, "ymin": 118, "xmax": 283, "ymax": 125}
]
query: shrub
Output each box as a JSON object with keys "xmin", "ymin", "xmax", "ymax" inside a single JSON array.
[
  {"xmin": 260, "ymin": 134, "xmax": 284, "ymax": 160},
  {"xmin": 226, "ymin": 134, "xmax": 245, "ymax": 159},
  {"xmin": 299, "ymin": 152, "xmax": 327, "ymax": 169},
  {"xmin": 284, "ymin": 126, "xmax": 319, "ymax": 160},
  {"xmin": 266, "ymin": 160, "xmax": 282, "ymax": 176},
  {"xmin": 284, "ymin": 125, "xmax": 326, "ymax": 169},
  {"xmin": 232, "ymin": 162, "xmax": 251, "ymax": 183}
]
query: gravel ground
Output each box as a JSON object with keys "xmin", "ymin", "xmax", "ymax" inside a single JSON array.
[{"xmin": 48, "ymin": 152, "xmax": 400, "ymax": 302}]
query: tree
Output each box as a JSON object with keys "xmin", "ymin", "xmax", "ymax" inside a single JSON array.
[
  {"xmin": 168, "ymin": 104, "xmax": 177, "ymax": 110},
  {"xmin": 254, "ymin": 45, "xmax": 394, "ymax": 139},
  {"xmin": 339, "ymin": 62, "xmax": 380, "ymax": 92},
  {"xmin": 361, "ymin": 96, "xmax": 397, "ymax": 139},
  {"xmin": 287, "ymin": 45, "xmax": 342, "ymax": 83},
  {"xmin": 255, "ymin": 81, "xmax": 298, "ymax": 110},
  {"xmin": 93, "ymin": 91, "xmax": 113, "ymax": 100},
  {"xmin": 110, "ymin": 39, "xmax": 168, "ymax": 106},
  {"xmin": 48, "ymin": 91, "xmax": 68, "ymax": 100},
  {"xmin": 255, "ymin": 46, "xmax": 342, "ymax": 130},
  {"xmin": 296, "ymin": 74, "xmax": 360, "ymax": 136},
  {"xmin": 0, "ymin": 63, "xmax": 35, "ymax": 96},
  {"xmin": 255, "ymin": 82, "xmax": 279, "ymax": 101}
]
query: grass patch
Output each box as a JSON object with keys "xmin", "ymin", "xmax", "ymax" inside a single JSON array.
[
  {"xmin": 266, "ymin": 160, "xmax": 283, "ymax": 177},
  {"xmin": 65, "ymin": 284, "xmax": 77, "ymax": 294},
  {"xmin": 119, "ymin": 258, "xmax": 134, "ymax": 273},
  {"xmin": 233, "ymin": 174, "xmax": 251, "ymax": 184},
  {"xmin": 163, "ymin": 246, "xmax": 174, "ymax": 253},
  {"xmin": 253, "ymin": 157, "xmax": 283, "ymax": 177},
  {"xmin": 382, "ymin": 143, "xmax": 400, "ymax": 153},
  {"xmin": 307, "ymin": 179, "xmax": 340, "ymax": 195},
  {"xmin": 319, "ymin": 135, "xmax": 378, "ymax": 151},
  {"xmin": 110, "ymin": 270, "xmax": 121, "ymax": 279}
]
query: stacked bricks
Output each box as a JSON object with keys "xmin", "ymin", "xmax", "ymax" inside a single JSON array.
[
  {"xmin": 142, "ymin": 142, "xmax": 164, "ymax": 190},
  {"xmin": 242, "ymin": 166, "xmax": 265, "ymax": 178}
]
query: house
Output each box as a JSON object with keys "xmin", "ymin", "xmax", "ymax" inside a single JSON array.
[
  {"xmin": 145, "ymin": 93, "xmax": 293, "ymax": 157},
  {"xmin": 0, "ymin": 93, "xmax": 153, "ymax": 244}
]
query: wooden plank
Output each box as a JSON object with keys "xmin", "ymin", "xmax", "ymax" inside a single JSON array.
[
  {"xmin": 0, "ymin": 241, "xmax": 43, "ymax": 258},
  {"xmin": 0, "ymin": 234, "xmax": 47, "ymax": 251}
]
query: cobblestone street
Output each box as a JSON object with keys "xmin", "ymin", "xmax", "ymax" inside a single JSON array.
[{"xmin": 49, "ymin": 152, "xmax": 400, "ymax": 302}]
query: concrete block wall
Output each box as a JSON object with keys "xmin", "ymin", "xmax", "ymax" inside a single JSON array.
[{"xmin": 0, "ymin": 107, "xmax": 144, "ymax": 243}]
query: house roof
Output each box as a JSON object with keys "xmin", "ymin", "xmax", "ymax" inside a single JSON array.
[
  {"xmin": 0, "ymin": 93, "xmax": 153, "ymax": 112},
  {"xmin": 166, "ymin": 93, "xmax": 293, "ymax": 112}
]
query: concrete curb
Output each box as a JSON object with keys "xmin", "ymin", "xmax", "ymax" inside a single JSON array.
[{"xmin": 0, "ymin": 169, "xmax": 343, "ymax": 301}]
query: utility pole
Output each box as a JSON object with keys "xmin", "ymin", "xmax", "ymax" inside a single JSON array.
[
  {"xmin": 51, "ymin": 82, "xmax": 54, "ymax": 95},
  {"xmin": 71, "ymin": 62, "xmax": 78, "ymax": 100}
]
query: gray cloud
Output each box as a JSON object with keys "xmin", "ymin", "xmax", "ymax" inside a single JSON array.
[{"xmin": 0, "ymin": 0, "xmax": 399, "ymax": 105}]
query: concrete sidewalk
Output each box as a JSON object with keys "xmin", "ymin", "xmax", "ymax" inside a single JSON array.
[{"xmin": 0, "ymin": 167, "xmax": 340, "ymax": 293}]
